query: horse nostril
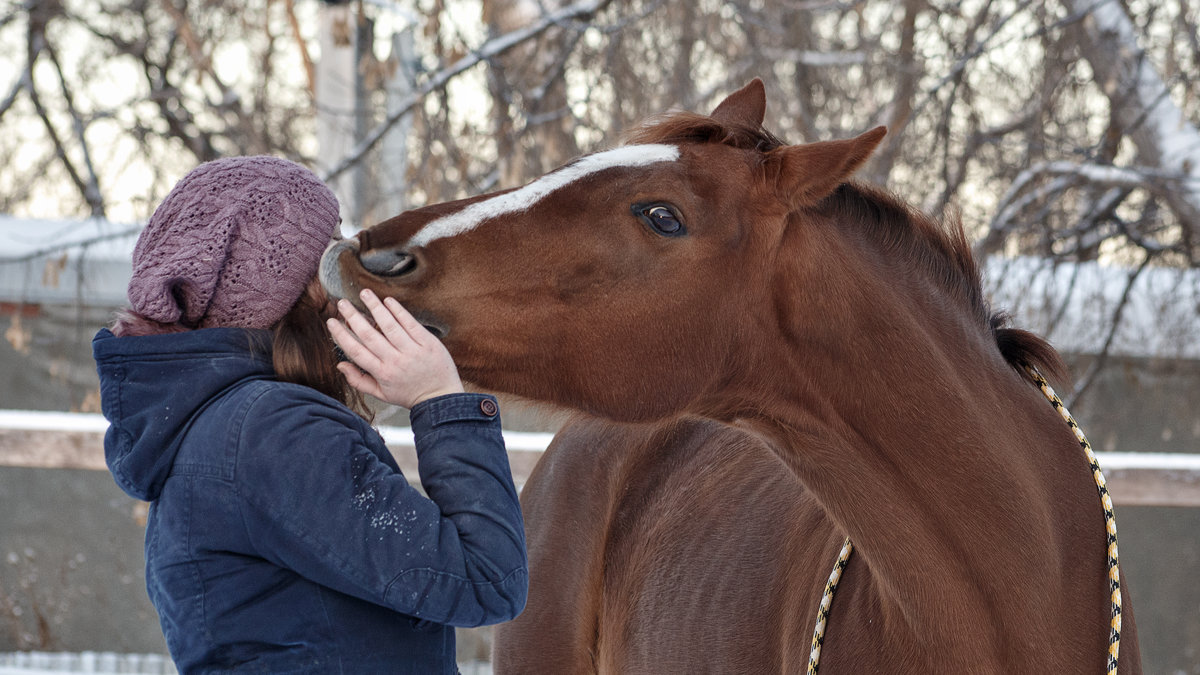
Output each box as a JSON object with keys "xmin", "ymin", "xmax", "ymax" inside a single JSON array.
[{"xmin": 359, "ymin": 248, "xmax": 418, "ymax": 277}]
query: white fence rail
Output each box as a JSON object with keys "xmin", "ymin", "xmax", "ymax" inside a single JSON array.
[{"xmin": 1, "ymin": 410, "xmax": 1197, "ymax": 507}]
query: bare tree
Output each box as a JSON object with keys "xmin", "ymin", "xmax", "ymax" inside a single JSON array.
[
  {"xmin": 1, "ymin": 0, "xmax": 317, "ymax": 223},
  {"xmin": 1065, "ymin": 0, "xmax": 1200, "ymax": 257}
]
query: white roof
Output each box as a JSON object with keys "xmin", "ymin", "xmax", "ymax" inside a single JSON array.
[
  {"xmin": 0, "ymin": 215, "xmax": 138, "ymax": 307},
  {"xmin": 985, "ymin": 256, "xmax": 1200, "ymax": 360}
]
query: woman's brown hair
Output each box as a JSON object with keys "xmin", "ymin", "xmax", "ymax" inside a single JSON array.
[{"xmin": 272, "ymin": 280, "xmax": 372, "ymax": 420}]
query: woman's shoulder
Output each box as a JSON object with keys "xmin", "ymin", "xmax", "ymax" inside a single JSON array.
[
  {"xmin": 224, "ymin": 380, "xmax": 399, "ymax": 504},
  {"xmin": 166, "ymin": 377, "xmax": 377, "ymax": 484}
]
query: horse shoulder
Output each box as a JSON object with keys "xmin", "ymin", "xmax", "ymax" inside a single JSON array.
[{"xmin": 596, "ymin": 420, "xmax": 837, "ymax": 673}]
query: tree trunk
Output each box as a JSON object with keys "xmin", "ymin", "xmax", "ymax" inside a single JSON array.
[{"xmin": 1066, "ymin": 0, "xmax": 1200, "ymax": 236}]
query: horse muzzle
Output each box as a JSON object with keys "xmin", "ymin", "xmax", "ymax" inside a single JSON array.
[
  {"xmin": 319, "ymin": 236, "xmax": 425, "ymax": 302},
  {"xmin": 319, "ymin": 238, "xmax": 361, "ymax": 302}
]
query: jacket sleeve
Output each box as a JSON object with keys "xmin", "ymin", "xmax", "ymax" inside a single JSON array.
[{"xmin": 232, "ymin": 386, "xmax": 527, "ymax": 627}]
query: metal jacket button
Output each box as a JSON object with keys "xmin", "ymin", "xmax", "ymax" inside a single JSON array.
[{"xmin": 480, "ymin": 399, "xmax": 498, "ymax": 416}]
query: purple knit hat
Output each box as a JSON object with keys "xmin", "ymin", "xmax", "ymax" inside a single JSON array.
[{"xmin": 127, "ymin": 156, "xmax": 341, "ymax": 330}]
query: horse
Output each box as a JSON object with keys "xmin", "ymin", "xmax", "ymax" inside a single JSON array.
[{"xmin": 320, "ymin": 78, "xmax": 1141, "ymax": 673}]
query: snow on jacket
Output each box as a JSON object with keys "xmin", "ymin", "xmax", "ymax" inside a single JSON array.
[{"xmin": 92, "ymin": 326, "xmax": 527, "ymax": 674}]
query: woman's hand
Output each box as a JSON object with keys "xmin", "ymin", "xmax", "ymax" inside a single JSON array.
[{"xmin": 326, "ymin": 289, "xmax": 464, "ymax": 408}]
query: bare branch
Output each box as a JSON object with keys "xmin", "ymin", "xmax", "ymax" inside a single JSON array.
[
  {"xmin": 139, "ymin": 29, "xmax": 220, "ymax": 162},
  {"xmin": 863, "ymin": 0, "xmax": 921, "ymax": 184},
  {"xmin": 757, "ymin": 47, "xmax": 866, "ymax": 67},
  {"xmin": 284, "ymin": 0, "xmax": 316, "ymax": 98},
  {"xmin": 984, "ymin": 161, "xmax": 1188, "ymax": 253},
  {"xmin": 42, "ymin": 37, "xmax": 105, "ymax": 216},
  {"xmin": 0, "ymin": 64, "xmax": 29, "ymax": 122},
  {"xmin": 321, "ymin": 0, "xmax": 614, "ymax": 183},
  {"xmin": 911, "ymin": 0, "xmax": 1038, "ymax": 121},
  {"xmin": 25, "ymin": 15, "xmax": 105, "ymax": 218}
]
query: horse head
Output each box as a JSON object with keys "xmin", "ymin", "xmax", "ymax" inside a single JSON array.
[{"xmin": 320, "ymin": 79, "xmax": 891, "ymax": 421}]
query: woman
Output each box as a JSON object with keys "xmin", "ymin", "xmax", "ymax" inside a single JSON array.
[{"xmin": 92, "ymin": 156, "xmax": 527, "ymax": 674}]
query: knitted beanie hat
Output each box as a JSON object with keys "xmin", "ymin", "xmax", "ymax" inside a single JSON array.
[{"xmin": 127, "ymin": 156, "xmax": 341, "ymax": 330}]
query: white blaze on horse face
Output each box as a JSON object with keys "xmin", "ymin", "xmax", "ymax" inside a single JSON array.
[{"xmin": 407, "ymin": 144, "xmax": 681, "ymax": 248}]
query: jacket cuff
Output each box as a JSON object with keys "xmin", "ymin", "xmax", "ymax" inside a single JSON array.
[{"xmin": 409, "ymin": 393, "xmax": 501, "ymax": 435}]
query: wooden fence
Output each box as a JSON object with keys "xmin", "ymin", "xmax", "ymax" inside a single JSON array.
[{"xmin": 1, "ymin": 410, "xmax": 1197, "ymax": 507}]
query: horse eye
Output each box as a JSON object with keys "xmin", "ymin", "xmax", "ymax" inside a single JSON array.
[{"xmin": 635, "ymin": 203, "xmax": 686, "ymax": 237}]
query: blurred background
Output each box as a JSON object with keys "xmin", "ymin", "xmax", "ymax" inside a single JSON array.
[{"xmin": 0, "ymin": 0, "xmax": 1197, "ymax": 672}]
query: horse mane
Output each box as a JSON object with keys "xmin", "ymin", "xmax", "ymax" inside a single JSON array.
[
  {"xmin": 623, "ymin": 111, "xmax": 787, "ymax": 154},
  {"xmin": 624, "ymin": 110, "xmax": 1067, "ymax": 385},
  {"xmin": 821, "ymin": 182, "xmax": 1067, "ymax": 384}
]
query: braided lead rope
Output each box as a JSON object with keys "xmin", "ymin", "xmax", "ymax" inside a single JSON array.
[
  {"xmin": 805, "ymin": 368, "xmax": 1121, "ymax": 674},
  {"xmin": 807, "ymin": 537, "xmax": 852, "ymax": 674},
  {"xmin": 1027, "ymin": 367, "xmax": 1122, "ymax": 675}
]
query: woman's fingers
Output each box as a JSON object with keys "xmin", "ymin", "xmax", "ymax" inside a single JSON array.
[
  {"xmin": 380, "ymin": 295, "xmax": 433, "ymax": 343},
  {"xmin": 335, "ymin": 297, "xmax": 404, "ymax": 361},
  {"xmin": 359, "ymin": 289, "xmax": 432, "ymax": 347},
  {"xmin": 326, "ymin": 289, "xmax": 464, "ymax": 407},
  {"xmin": 336, "ymin": 362, "xmax": 383, "ymax": 400},
  {"xmin": 326, "ymin": 311, "xmax": 383, "ymax": 374}
]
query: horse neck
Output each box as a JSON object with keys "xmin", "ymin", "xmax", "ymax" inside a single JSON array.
[{"xmin": 718, "ymin": 238, "xmax": 1105, "ymax": 646}]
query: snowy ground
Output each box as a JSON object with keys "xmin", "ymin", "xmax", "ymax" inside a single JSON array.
[{"xmin": 0, "ymin": 653, "xmax": 175, "ymax": 675}]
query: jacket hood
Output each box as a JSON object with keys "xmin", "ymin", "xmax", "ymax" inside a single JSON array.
[{"xmin": 92, "ymin": 327, "xmax": 275, "ymax": 501}]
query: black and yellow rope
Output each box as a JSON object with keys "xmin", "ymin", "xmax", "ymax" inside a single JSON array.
[
  {"xmin": 805, "ymin": 367, "xmax": 1121, "ymax": 674},
  {"xmin": 1027, "ymin": 367, "xmax": 1122, "ymax": 675},
  {"xmin": 806, "ymin": 537, "xmax": 852, "ymax": 672}
]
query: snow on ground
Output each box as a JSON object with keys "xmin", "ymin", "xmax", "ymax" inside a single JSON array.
[{"xmin": 0, "ymin": 652, "xmax": 174, "ymax": 675}]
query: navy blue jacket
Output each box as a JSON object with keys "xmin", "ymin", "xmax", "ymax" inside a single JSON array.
[{"xmin": 92, "ymin": 327, "xmax": 527, "ymax": 674}]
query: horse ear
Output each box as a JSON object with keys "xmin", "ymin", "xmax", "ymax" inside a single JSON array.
[
  {"xmin": 710, "ymin": 78, "xmax": 767, "ymax": 127},
  {"xmin": 767, "ymin": 126, "xmax": 887, "ymax": 206}
]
